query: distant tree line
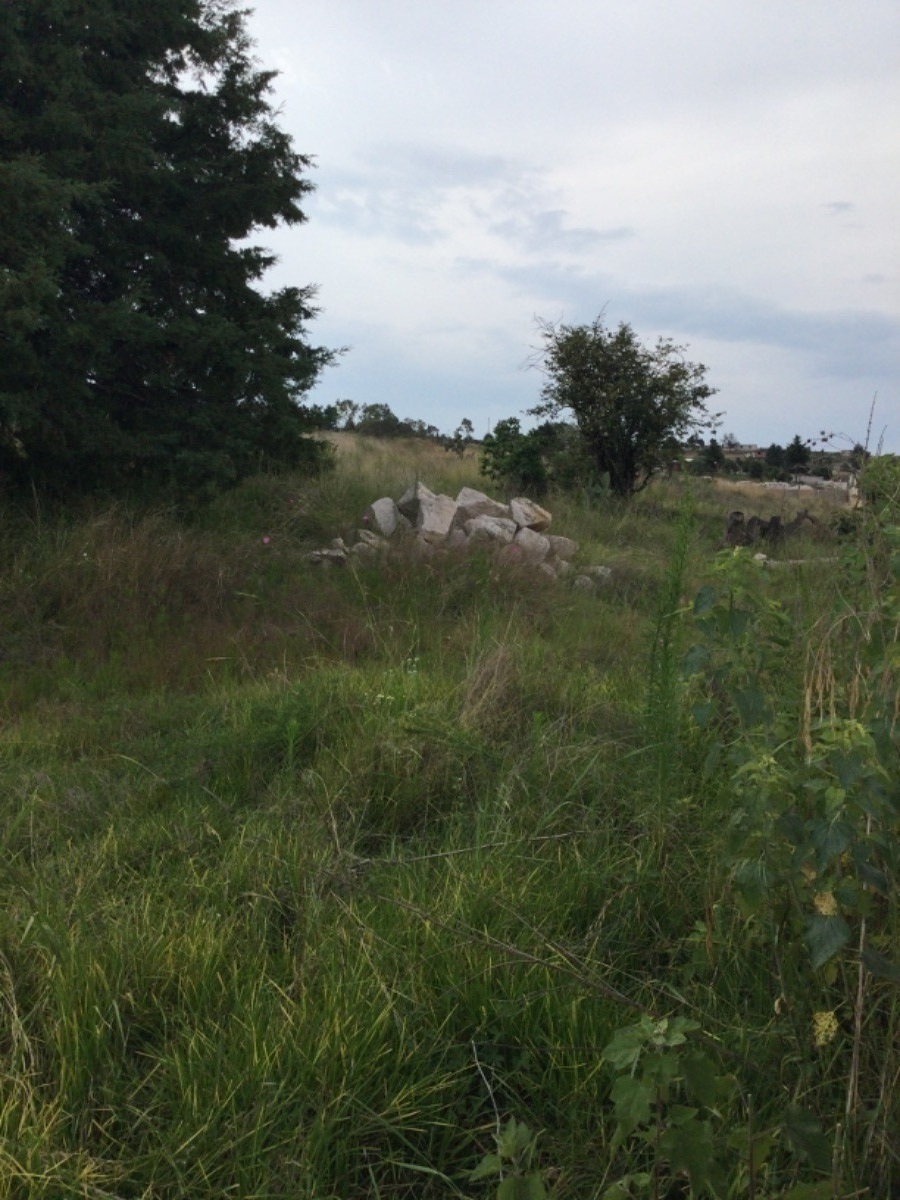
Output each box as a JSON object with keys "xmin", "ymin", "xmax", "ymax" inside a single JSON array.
[{"xmin": 313, "ymin": 401, "xmax": 475, "ymax": 454}]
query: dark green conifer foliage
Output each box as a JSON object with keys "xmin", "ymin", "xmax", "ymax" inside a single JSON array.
[{"xmin": 0, "ymin": 0, "xmax": 336, "ymax": 497}]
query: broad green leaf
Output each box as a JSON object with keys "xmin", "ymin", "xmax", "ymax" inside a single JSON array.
[
  {"xmin": 682, "ymin": 1050, "xmax": 718, "ymax": 1108},
  {"xmin": 682, "ymin": 644, "xmax": 711, "ymax": 678},
  {"xmin": 642, "ymin": 1051, "xmax": 679, "ymax": 1089},
  {"xmin": 733, "ymin": 686, "xmax": 768, "ymax": 726},
  {"xmin": 862, "ymin": 947, "xmax": 900, "ymax": 982},
  {"xmin": 666, "ymin": 1104, "xmax": 700, "ymax": 1127},
  {"xmin": 781, "ymin": 1181, "xmax": 835, "ymax": 1199},
  {"xmin": 690, "ymin": 700, "xmax": 716, "ymax": 729},
  {"xmin": 724, "ymin": 1127, "xmax": 776, "ymax": 1172},
  {"xmin": 804, "ymin": 913, "xmax": 851, "ymax": 969},
  {"xmin": 660, "ymin": 1118, "xmax": 715, "ymax": 1192},
  {"xmin": 693, "ymin": 585, "xmax": 717, "ymax": 616},
  {"xmin": 809, "ymin": 817, "xmax": 852, "ymax": 867},
  {"xmin": 497, "ymin": 1118, "xmax": 534, "ymax": 1159},
  {"xmin": 603, "ymin": 1023, "xmax": 647, "ymax": 1071},
  {"xmin": 610, "ymin": 1076, "xmax": 653, "ymax": 1138},
  {"xmin": 734, "ymin": 858, "xmax": 771, "ymax": 907},
  {"xmin": 853, "ymin": 851, "xmax": 889, "ymax": 894},
  {"xmin": 782, "ymin": 1106, "xmax": 832, "ymax": 1171},
  {"xmin": 497, "ymin": 1174, "xmax": 547, "ymax": 1200},
  {"xmin": 469, "ymin": 1153, "xmax": 502, "ymax": 1181},
  {"xmin": 728, "ymin": 606, "xmax": 752, "ymax": 639},
  {"xmin": 602, "ymin": 1174, "xmax": 652, "ymax": 1200}
]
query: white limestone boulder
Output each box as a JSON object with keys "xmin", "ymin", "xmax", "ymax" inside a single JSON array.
[
  {"xmin": 364, "ymin": 497, "xmax": 400, "ymax": 537},
  {"xmin": 510, "ymin": 497, "xmax": 552, "ymax": 531},
  {"xmin": 397, "ymin": 481, "xmax": 435, "ymax": 521},
  {"xmin": 547, "ymin": 535, "xmax": 577, "ymax": 561},
  {"xmin": 455, "ymin": 487, "xmax": 512, "ymax": 522},
  {"xmin": 513, "ymin": 526, "xmax": 551, "ymax": 564},
  {"xmin": 465, "ymin": 515, "xmax": 517, "ymax": 544},
  {"xmin": 416, "ymin": 491, "xmax": 458, "ymax": 542}
]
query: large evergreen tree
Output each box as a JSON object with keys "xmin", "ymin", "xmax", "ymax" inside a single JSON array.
[{"xmin": 0, "ymin": 0, "xmax": 336, "ymax": 497}]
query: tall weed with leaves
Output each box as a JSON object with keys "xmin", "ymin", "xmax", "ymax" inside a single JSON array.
[
  {"xmin": 645, "ymin": 490, "xmax": 696, "ymax": 807},
  {"xmin": 683, "ymin": 509, "xmax": 899, "ymax": 1194}
]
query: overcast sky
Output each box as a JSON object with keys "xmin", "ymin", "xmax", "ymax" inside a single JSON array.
[{"xmin": 242, "ymin": 0, "xmax": 899, "ymax": 451}]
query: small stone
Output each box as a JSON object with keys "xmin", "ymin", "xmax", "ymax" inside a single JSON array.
[
  {"xmin": 573, "ymin": 575, "xmax": 595, "ymax": 592},
  {"xmin": 547, "ymin": 535, "xmax": 577, "ymax": 560},
  {"xmin": 305, "ymin": 548, "xmax": 347, "ymax": 567},
  {"xmin": 356, "ymin": 528, "xmax": 385, "ymax": 548},
  {"xmin": 584, "ymin": 565, "xmax": 612, "ymax": 581}
]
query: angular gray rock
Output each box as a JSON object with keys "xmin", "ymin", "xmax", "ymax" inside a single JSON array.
[
  {"xmin": 547, "ymin": 534, "xmax": 577, "ymax": 561},
  {"xmin": 356, "ymin": 528, "xmax": 387, "ymax": 548},
  {"xmin": 513, "ymin": 526, "xmax": 551, "ymax": 564},
  {"xmin": 455, "ymin": 487, "xmax": 512, "ymax": 523},
  {"xmin": 510, "ymin": 497, "xmax": 552, "ymax": 532},
  {"xmin": 397, "ymin": 481, "xmax": 436, "ymax": 521},
  {"xmin": 306, "ymin": 548, "xmax": 348, "ymax": 566},
  {"xmin": 364, "ymin": 497, "xmax": 400, "ymax": 537},
  {"xmin": 465, "ymin": 515, "xmax": 517, "ymax": 544},
  {"xmin": 416, "ymin": 491, "xmax": 458, "ymax": 542}
]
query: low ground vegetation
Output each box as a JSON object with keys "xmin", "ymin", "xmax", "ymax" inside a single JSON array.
[{"xmin": 0, "ymin": 436, "xmax": 896, "ymax": 1198}]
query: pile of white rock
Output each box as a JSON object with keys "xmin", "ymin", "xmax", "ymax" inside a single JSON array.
[{"xmin": 305, "ymin": 482, "xmax": 612, "ymax": 591}]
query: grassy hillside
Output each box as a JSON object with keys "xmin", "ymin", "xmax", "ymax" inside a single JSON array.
[{"xmin": 0, "ymin": 438, "xmax": 896, "ymax": 1199}]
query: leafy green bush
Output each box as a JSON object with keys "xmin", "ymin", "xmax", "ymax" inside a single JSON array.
[{"xmin": 859, "ymin": 453, "xmax": 900, "ymax": 517}]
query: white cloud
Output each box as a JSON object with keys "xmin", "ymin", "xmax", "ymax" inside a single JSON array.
[{"xmin": 245, "ymin": 0, "xmax": 900, "ymax": 448}]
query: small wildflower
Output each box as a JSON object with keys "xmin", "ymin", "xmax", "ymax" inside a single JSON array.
[
  {"xmin": 262, "ymin": 536, "xmax": 271, "ymax": 545},
  {"xmin": 813, "ymin": 891, "xmax": 838, "ymax": 917},
  {"xmin": 812, "ymin": 1010, "xmax": 839, "ymax": 1048}
]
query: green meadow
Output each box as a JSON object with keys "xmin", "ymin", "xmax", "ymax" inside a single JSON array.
[{"xmin": 0, "ymin": 437, "xmax": 896, "ymax": 1199}]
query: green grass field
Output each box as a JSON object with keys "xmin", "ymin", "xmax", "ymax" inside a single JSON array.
[{"xmin": 0, "ymin": 438, "xmax": 896, "ymax": 1198}]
